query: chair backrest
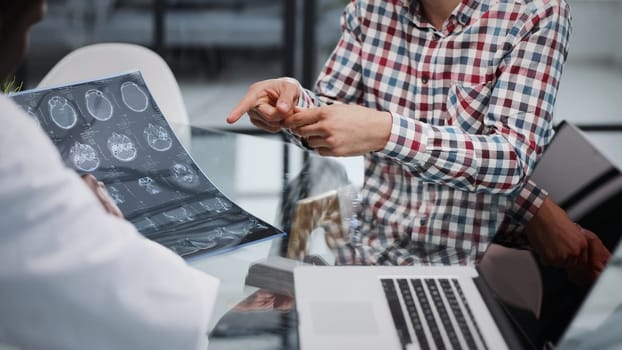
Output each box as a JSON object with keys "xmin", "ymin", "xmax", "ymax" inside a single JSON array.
[{"xmin": 38, "ymin": 43, "xmax": 191, "ymax": 147}]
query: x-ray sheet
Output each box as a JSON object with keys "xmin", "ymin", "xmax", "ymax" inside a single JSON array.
[{"xmin": 11, "ymin": 71, "xmax": 284, "ymax": 257}]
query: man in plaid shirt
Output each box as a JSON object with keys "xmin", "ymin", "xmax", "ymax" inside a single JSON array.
[{"xmin": 228, "ymin": 0, "xmax": 608, "ymax": 277}]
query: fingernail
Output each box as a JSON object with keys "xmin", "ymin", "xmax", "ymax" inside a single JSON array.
[{"xmin": 278, "ymin": 101, "xmax": 289, "ymax": 110}]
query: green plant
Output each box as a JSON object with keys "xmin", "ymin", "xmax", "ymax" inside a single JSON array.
[{"xmin": 2, "ymin": 76, "xmax": 23, "ymax": 94}]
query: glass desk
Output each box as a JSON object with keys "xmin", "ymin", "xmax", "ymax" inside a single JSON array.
[{"xmin": 175, "ymin": 124, "xmax": 357, "ymax": 350}]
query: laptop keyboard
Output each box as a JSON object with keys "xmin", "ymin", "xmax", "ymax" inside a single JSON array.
[{"xmin": 381, "ymin": 277, "xmax": 488, "ymax": 350}]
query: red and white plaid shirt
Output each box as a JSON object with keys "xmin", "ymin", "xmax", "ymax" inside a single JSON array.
[{"xmin": 294, "ymin": 0, "xmax": 570, "ymax": 265}]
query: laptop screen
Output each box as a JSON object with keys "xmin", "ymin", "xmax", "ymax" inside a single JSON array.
[
  {"xmin": 531, "ymin": 121, "xmax": 622, "ymax": 251},
  {"xmin": 556, "ymin": 240, "xmax": 622, "ymax": 349}
]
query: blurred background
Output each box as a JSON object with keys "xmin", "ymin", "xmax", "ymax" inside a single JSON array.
[
  {"xmin": 21, "ymin": 0, "xmax": 348, "ymax": 131},
  {"xmin": 16, "ymin": 0, "xmax": 622, "ymax": 224}
]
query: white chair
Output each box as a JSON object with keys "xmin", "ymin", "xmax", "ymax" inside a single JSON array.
[
  {"xmin": 478, "ymin": 243, "xmax": 543, "ymax": 319},
  {"xmin": 38, "ymin": 43, "xmax": 191, "ymax": 148}
]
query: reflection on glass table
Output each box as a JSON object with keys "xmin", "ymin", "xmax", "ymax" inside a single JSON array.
[{"xmin": 209, "ymin": 289, "xmax": 298, "ymax": 350}]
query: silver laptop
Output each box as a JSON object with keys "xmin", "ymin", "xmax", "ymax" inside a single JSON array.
[
  {"xmin": 295, "ymin": 241, "xmax": 622, "ymax": 350},
  {"xmin": 295, "ymin": 265, "xmax": 512, "ymax": 350},
  {"xmin": 294, "ymin": 122, "xmax": 622, "ymax": 350}
]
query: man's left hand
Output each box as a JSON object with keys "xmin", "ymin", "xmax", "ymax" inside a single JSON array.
[
  {"xmin": 566, "ymin": 227, "xmax": 611, "ymax": 285},
  {"xmin": 282, "ymin": 104, "xmax": 392, "ymax": 157}
]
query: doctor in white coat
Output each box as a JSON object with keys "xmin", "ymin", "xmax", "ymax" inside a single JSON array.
[{"xmin": 0, "ymin": 1, "xmax": 219, "ymax": 349}]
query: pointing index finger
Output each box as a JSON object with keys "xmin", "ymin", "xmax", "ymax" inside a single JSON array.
[{"xmin": 227, "ymin": 90, "xmax": 262, "ymax": 124}]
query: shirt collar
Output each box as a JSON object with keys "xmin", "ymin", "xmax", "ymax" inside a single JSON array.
[{"xmin": 404, "ymin": 0, "xmax": 482, "ymax": 28}]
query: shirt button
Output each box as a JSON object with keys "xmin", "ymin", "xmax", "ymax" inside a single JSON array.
[{"xmin": 422, "ymin": 75, "xmax": 429, "ymax": 84}]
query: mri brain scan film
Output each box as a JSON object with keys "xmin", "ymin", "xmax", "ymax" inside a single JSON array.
[
  {"xmin": 107, "ymin": 185, "xmax": 125, "ymax": 205},
  {"xmin": 70, "ymin": 141, "xmax": 100, "ymax": 172},
  {"xmin": 144, "ymin": 123, "xmax": 173, "ymax": 151},
  {"xmin": 138, "ymin": 176, "xmax": 161, "ymax": 195},
  {"xmin": 107, "ymin": 132, "xmax": 138, "ymax": 162},
  {"xmin": 48, "ymin": 96, "xmax": 78, "ymax": 129},
  {"xmin": 120, "ymin": 81, "xmax": 149, "ymax": 112},
  {"xmin": 85, "ymin": 89, "xmax": 114, "ymax": 121},
  {"xmin": 171, "ymin": 163, "xmax": 199, "ymax": 188},
  {"xmin": 9, "ymin": 72, "xmax": 284, "ymax": 257}
]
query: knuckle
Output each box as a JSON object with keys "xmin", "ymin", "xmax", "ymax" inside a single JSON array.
[
  {"xmin": 248, "ymin": 81, "xmax": 262, "ymax": 91},
  {"xmin": 326, "ymin": 137, "xmax": 339, "ymax": 149},
  {"xmin": 263, "ymin": 114, "xmax": 279, "ymax": 123},
  {"xmin": 250, "ymin": 119, "xmax": 263, "ymax": 128}
]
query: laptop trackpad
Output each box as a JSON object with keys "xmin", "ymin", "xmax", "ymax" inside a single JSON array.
[{"xmin": 310, "ymin": 301, "xmax": 379, "ymax": 335}]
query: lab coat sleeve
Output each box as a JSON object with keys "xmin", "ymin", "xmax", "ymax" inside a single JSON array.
[{"xmin": 0, "ymin": 96, "xmax": 219, "ymax": 350}]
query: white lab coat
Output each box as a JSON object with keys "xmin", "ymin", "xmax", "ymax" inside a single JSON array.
[{"xmin": 0, "ymin": 95, "xmax": 219, "ymax": 350}]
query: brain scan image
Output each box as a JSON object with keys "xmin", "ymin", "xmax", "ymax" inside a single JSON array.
[
  {"xmin": 48, "ymin": 96, "xmax": 77, "ymax": 129},
  {"xmin": 107, "ymin": 185, "xmax": 125, "ymax": 205},
  {"xmin": 120, "ymin": 81, "xmax": 149, "ymax": 112},
  {"xmin": 199, "ymin": 197, "xmax": 232, "ymax": 213},
  {"xmin": 138, "ymin": 176, "xmax": 161, "ymax": 195},
  {"xmin": 69, "ymin": 142, "xmax": 100, "ymax": 172},
  {"xmin": 171, "ymin": 163, "xmax": 199, "ymax": 187},
  {"xmin": 223, "ymin": 219, "xmax": 263, "ymax": 236},
  {"xmin": 134, "ymin": 217, "xmax": 157, "ymax": 231},
  {"xmin": 85, "ymin": 89, "xmax": 114, "ymax": 121},
  {"xmin": 107, "ymin": 132, "xmax": 137, "ymax": 162},
  {"xmin": 162, "ymin": 206, "xmax": 193, "ymax": 223},
  {"xmin": 144, "ymin": 123, "xmax": 173, "ymax": 151},
  {"xmin": 184, "ymin": 238, "xmax": 218, "ymax": 250}
]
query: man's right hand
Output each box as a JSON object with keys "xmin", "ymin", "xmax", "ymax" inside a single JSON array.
[
  {"xmin": 526, "ymin": 195, "xmax": 589, "ymax": 268},
  {"xmin": 226, "ymin": 78, "xmax": 301, "ymax": 133},
  {"xmin": 566, "ymin": 228, "xmax": 611, "ymax": 286},
  {"xmin": 525, "ymin": 195, "xmax": 610, "ymax": 285}
]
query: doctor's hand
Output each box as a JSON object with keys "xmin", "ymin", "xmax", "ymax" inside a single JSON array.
[
  {"xmin": 282, "ymin": 104, "xmax": 392, "ymax": 157},
  {"xmin": 226, "ymin": 78, "xmax": 300, "ymax": 133},
  {"xmin": 81, "ymin": 174, "xmax": 124, "ymax": 219}
]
